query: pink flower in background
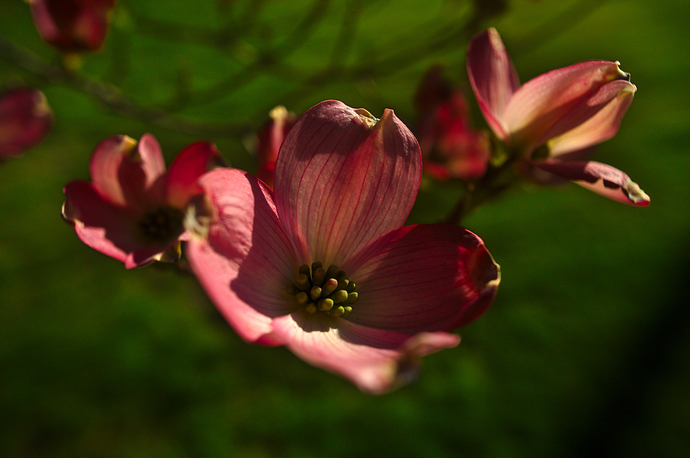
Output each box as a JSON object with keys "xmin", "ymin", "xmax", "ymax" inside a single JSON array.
[
  {"xmin": 29, "ymin": 0, "xmax": 118, "ymax": 53},
  {"xmin": 0, "ymin": 87, "xmax": 52, "ymax": 160},
  {"xmin": 185, "ymin": 100, "xmax": 500, "ymax": 393},
  {"xmin": 255, "ymin": 105, "xmax": 295, "ymax": 188},
  {"xmin": 467, "ymin": 28, "xmax": 649, "ymax": 206},
  {"xmin": 63, "ymin": 134, "xmax": 222, "ymax": 268},
  {"xmin": 414, "ymin": 64, "xmax": 490, "ymax": 181}
]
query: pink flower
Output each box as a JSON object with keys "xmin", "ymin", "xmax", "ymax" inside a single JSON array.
[
  {"xmin": 185, "ymin": 100, "xmax": 500, "ymax": 393},
  {"xmin": 0, "ymin": 87, "xmax": 52, "ymax": 160},
  {"xmin": 467, "ymin": 28, "xmax": 649, "ymax": 206},
  {"xmin": 255, "ymin": 106, "xmax": 296, "ymax": 188},
  {"xmin": 63, "ymin": 134, "xmax": 223, "ymax": 268},
  {"xmin": 29, "ymin": 0, "xmax": 118, "ymax": 53},
  {"xmin": 414, "ymin": 64, "xmax": 491, "ymax": 181}
]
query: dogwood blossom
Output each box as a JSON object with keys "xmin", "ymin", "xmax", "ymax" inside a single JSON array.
[
  {"xmin": 63, "ymin": 134, "xmax": 222, "ymax": 268},
  {"xmin": 467, "ymin": 28, "xmax": 649, "ymax": 206},
  {"xmin": 186, "ymin": 101, "xmax": 500, "ymax": 393}
]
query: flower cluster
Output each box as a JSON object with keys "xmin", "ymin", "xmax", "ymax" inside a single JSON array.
[{"xmin": 60, "ymin": 28, "xmax": 649, "ymax": 393}]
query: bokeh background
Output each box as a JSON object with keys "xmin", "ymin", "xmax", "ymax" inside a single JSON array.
[{"xmin": 1, "ymin": 0, "xmax": 688, "ymax": 456}]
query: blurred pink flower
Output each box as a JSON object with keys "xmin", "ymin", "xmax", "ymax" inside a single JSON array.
[
  {"xmin": 63, "ymin": 134, "xmax": 222, "ymax": 268},
  {"xmin": 467, "ymin": 28, "xmax": 649, "ymax": 206},
  {"xmin": 0, "ymin": 87, "xmax": 52, "ymax": 160},
  {"xmin": 29, "ymin": 0, "xmax": 118, "ymax": 53},
  {"xmin": 415, "ymin": 64, "xmax": 490, "ymax": 181},
  {"xmin": 185, "ymin": 100, "xmax": 500, "ymax": 393},
  {"xmin": 255, "ymin": 106, "xmax": 296, "ymax": 188}
]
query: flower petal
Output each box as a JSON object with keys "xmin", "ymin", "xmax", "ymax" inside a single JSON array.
[
  {"xmin": 504, "ymin": 61, "xmax": 629, "ymax": 151},
  {"xmin": 271, "ymin": 312, "xmax": 460, "ymax": 394},
  {"xmin": 344, "ymin": 224, "xmax": 500, "ymax": 333},
  {"xmin": 466, "ymin": 28, "xmax": 520, "ymax": 141},
  {"xmin": 531, "ymin": 160, "xmax": 650, "ymax": 206},
  {"xmin": 165, "ymin": 141, "xmax": 223, "ymax": 208},
  {"xmin": 546, "ymin": 81, "xmax": 636, "ymax": 156},
  {"xmin": 274, "ymin": 100, "xmax": 421, "ymax": 267},
  {"xmin": 88, "ymin": 134, "xmax": 166, "ymax": 211},
  {"xmin": 185, "ymin": 168, "xmax": 299, "ymax": 344},
  {"xmin": 0, "ymin": 87, "xmax": 52, "ymax": 159},
  {"xmin": 63, "ymin": 180, "xmax": 141, "ymax": 265}
]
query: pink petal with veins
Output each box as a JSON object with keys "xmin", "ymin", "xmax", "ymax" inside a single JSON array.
[
  {"xmin": 274, "ymin": 100, "xmax": 421, "ymax": 267},
  {"xmin": 547, "ymin": 82, "xmax": 636, "ymax": 156},
  {"xmin": 466, "ymin": 28, "xmax": 520, "ymax": 141},
  {"xmin": 186, "ymin": 168, "xmax": 299, "ymax": 344},
  {"xmin": 345, "ymin": 224, "xmax": 500, "ymax": 333},
  {"xmin": 504, "ymin": 61, "xmax": 628, "ymax": 150}
]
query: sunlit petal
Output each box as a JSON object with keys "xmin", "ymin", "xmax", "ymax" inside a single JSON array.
[
  {"xmin": 274, "ymin": 100, "xmax": 421, "ymax": 267},
  {"xmin": 546, "ymin": 82, "xmax": 636, "ymax": 156},
  {"xmin": 466, "ymin": 27, "xmax": 520, "ymax": 141},
  {"xmin": 504, "ymin": 61, "xmax": 628, "ymax": 150},
  {"xmin": 186, "ymin": 168, "xmax": 300, "ymax": 344}
]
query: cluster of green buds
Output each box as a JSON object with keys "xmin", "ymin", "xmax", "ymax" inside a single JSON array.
[{"xmin": 287, "ymin": 262, "xmax": 359, "ymax": 318}]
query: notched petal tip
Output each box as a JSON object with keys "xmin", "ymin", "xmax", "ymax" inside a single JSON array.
[
  {"xmin": 468, "ymin": 243, "xmax": 501, "ymax": 292},
  {"xmin": 118, "ymin": 135, "xmax": 140, "ymax": 160},
  {"xmin": 457, "ymin": 234, "xmax": 501, "ymax": 327},
  {"xmin": 61, "ymin": 180, "xmax": 92, "ymax": 224},
  {"xmin": 532, "ymin": 160, "xmax": 650, "ymax": 206},
  {"xmin": 622, "ymin": 82, "xmax": 637, "ymax": 95},
  {"xmin": 353, "ymin": 107, "xmax": 379, "ymax": 129},
  {"xmin": 621, "ymin": 178, "xmax": 650, "ymax": 206},
  {"xmin": 613, "ymin": 61, "xmax": 632, "ymax": 82},
  {"xmin": 61, "ymin": 197, "xmax": 76, "ymax": 225},
  {"xmin": 486, "ymin": 27, "xmax": 505, "ymax": 51},
  {"xmin": 183, "ymin": 192, "xmax": 216, "ymax": 240}
]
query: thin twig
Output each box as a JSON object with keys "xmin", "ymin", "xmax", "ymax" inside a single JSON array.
[{"xmin": 0, "ymin": 35, "xmax": 249, "ymax": 137}]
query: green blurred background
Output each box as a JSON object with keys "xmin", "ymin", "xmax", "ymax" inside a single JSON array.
[{"xmin": 1, "ymin": 0, "xmax": 688, "ymax": 456}]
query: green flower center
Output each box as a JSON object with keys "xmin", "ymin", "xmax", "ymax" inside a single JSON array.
[
  {"xmin": 287, "ymin": 262, "xmax": 359, "ymax": 318},
  {"xmin": 139, "ymin": 206, "xmax": 185, "ymax": 242}
]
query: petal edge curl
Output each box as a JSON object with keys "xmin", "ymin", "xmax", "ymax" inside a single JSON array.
[
  {"xmin": 346, "ymin": 224, "xmax": 500, "ymax": 333},
  {"xmin": 271, "ymin": 312, "xmax": 460, "ymax": 394}
]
